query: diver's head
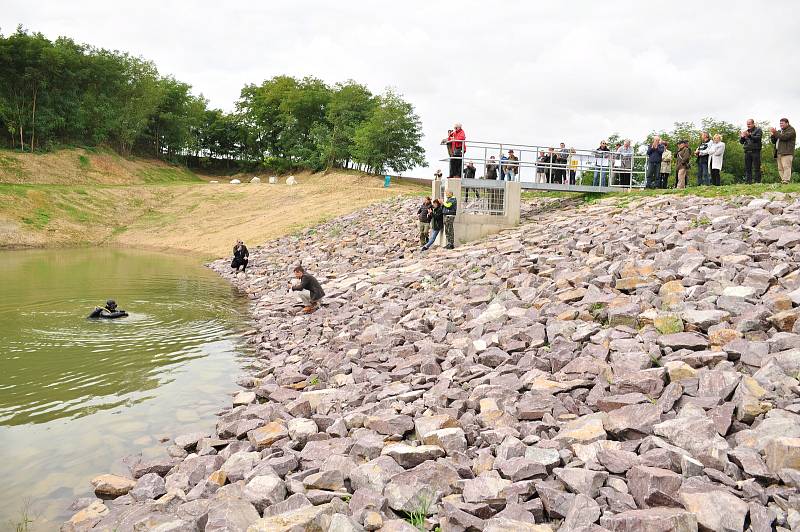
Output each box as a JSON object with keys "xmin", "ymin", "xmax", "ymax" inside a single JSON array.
[{"xmin": 105, "ymin": 299, "xmax": 117, "ymax": 310}]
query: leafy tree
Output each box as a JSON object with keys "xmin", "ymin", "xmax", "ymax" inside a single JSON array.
[{"xmin": 352, "ymin": 90, "xmax": 427, "ymax": 174}]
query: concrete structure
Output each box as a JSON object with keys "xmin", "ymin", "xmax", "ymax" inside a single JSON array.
[{"xmin": 432, "ymin": 177, "xmax": 521, "ymax": 246}]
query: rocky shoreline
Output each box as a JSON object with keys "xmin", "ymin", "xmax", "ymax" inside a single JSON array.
[{"xmin": 64, "ymin": 193, "xmax": 800, "ymax": 531}]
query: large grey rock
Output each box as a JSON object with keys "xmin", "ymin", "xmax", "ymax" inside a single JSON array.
[
  {"xmin": 678, "ymin": 479, "xmax": 748, "ymax": 532},
  {"xmin": 600, "ymin": 508, "xmax": 698, "ymax": 532},
  {"xmin": 242, "ymin": 474, "xmax": 286, "ymax": 513},
  {"xmin": 129, "ymin": 473, "xmax": 166, "ymax": 501},
  {"xmin": 205, "ymin": 496, "xmax": 260, "ymax": 532},
  {"xmin": 383, "ymin": 460, "xmax": 460, "ymax": 513},
  {"xmin": 626, "ymin": 465, "xmax": 683, "ymax": 508}
]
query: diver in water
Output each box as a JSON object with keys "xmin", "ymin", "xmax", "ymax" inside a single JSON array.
[{"xmin": 88, "ymin": 299, "xmax": 129, "ymax": 319}]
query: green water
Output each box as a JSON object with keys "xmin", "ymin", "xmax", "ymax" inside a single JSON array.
[{"xmin": 0, "ymin": 248, "xmax": 251, "ymax": 530}]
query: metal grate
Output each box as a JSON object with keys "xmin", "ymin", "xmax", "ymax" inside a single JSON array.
[{"xmin": 459, "ymin": 179, "xmax": 506, "ymax": 216}]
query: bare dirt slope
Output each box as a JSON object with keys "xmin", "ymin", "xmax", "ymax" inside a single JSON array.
[{"xmin": 0, "ymin": 171, "xmax": 426, "ymax": 257}]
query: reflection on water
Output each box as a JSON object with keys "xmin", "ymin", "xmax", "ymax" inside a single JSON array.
[{"xmin": 0, "ymin": 248, "xmax": 251, "ymax": 529}]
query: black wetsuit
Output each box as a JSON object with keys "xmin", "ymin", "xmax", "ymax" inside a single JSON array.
[
  {"xmin": 231, "ymin": 244, "xmax": 249, "ymax": 272},
  {"xmin": 88, "ymin": 306, "xmax": 128, "ymax": 319}
]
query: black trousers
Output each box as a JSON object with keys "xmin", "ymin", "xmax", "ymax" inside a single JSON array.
[
  {"xmin": 659, "ymin": 173, "xmax": 669, "ymax": 189},
  {"xmin": 449, "ymin": 149, "xmax": 463, "ymax": 178},
  {"xmin": 744, "ymin": 151, "xmax": 761, "ymax": 183},
  {"xmin": 711, "ymin": 168, "xmax": 721, "ymax": 186}
]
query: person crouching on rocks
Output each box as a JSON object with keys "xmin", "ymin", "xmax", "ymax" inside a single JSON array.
[
  {"xmin": 290, "ymin": 265, "xmax": 325, "ymax": 314},
  {"xmin": 231, "ymin": 240, "xmax": 249, "ymax": 272},
  {"xmin": 421, "ymin": 199, "xmax": 444, "ymax": 251}
]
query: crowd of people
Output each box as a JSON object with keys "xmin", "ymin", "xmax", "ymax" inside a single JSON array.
[{"xmin": 441, "ymin": 118, "xmax": 797, "ymax": 188}]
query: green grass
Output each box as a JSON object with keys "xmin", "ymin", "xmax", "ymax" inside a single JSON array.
[
  {"xmin": 21, "ymin": 208, "xmax": 51, "ymax": 229},
  {"xmin": 522, "ymin": 182, "xmax": 800, "ymax": 203},
  {"xmin": 0, "ymin": 184, "xmax": 29, "ymax": 198},
  {"xmin": 136, "ymin": 166, "xmax": 202, "ymax": 184},
  {"xmin": 402, "ymin": 494, "xmax": 432, "ymax": 531},
  {"xmin": 78, "ymin": 154, "xmax": 91, "ymax": 169},
  {"xmin": 56, "ymin": 202, "xmax": 93, "ymax": 223},
  {"xmin": 0, "ymin": 152, "xmax": 26, "ymax": 178}
]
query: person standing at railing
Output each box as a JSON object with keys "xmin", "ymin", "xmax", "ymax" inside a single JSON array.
[
  {"xmin": 645, "ymin": 136, "xmax": 665, "ymax": 188},
  {"xmin": 499, "ymin": 152, "xmax": 509, "ymax": 181},
  {"xmin": 485, "ymin": 156, "xmax": 499, "ymax": 179},
  {"xmin": 659, "ymin": 141, "xmax": 672, "ymax": 188},
  {"xmin": 592, "ymin": 140, "xmax": 610, "ymax": 186},
  {"xmin": 442, "ymin": 123, "xmax": 466, "ymax": 178},
  {"xmin": 536, "ymin": 151, "xmax": 547, "ymax": 183},
  {"xmin": 557, "ymin": 143, "xmax": 569, "ymax": 184},
  {"xmin": 616, "ymin": 140, "xmax": 633, "ymax": 186},
  {"xmin": 543, "ymin": 147, "xmax": 558, "ymax": 183},
  {"xmin": 676, "ymin": 139, "xmax": 691, "ymax": 189},
  {"xmin": 464, "ymin": 161, "xmax": 477, "ymax": 179},
  {"xmin": 770, "ymin": 118, "xmax": 796, "ymax": 185},
  {"xmin": 506, "ymin": 150, "xmax": 519, "ymax": 181},
  {"xmin": 567, "ymin": 148, "xmax": 579, "ymax": 185},
  {"xmin": 739, "ymin": 118, "xmax": 763, "ymax": 184},
  {"xmin": 695, "ymin": 132, "xmax": 711, "ymax": 186}
]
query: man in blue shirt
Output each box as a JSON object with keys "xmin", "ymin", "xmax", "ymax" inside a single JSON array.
[{"xmin": 645, "ymin": 136, "xmax": 665, "ymax": 189}]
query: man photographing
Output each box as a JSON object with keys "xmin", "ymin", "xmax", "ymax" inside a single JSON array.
[
  {"xmin": 289, "ymin": 265, "xmax": 325, "ymax": 314},
  {"xmin": 770, "ymin": 118, "xmax": 796, "ymax": 185},
  {"xmin": 739, "ymin": 119, "xmax": 763, "ymax": 184},
  {"xmin": 442, "ymin": 123, "xmax": 466, "ymax": 178}
]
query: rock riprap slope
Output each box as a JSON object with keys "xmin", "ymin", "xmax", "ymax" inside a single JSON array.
[{"xmin": 65, "ymin": 195, "xmax": 800, "ymax": 531}]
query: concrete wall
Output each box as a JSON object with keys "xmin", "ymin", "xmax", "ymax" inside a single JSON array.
[{"xmin": 430, "ymin": 178, "xmax": 520, "ymax": 246}]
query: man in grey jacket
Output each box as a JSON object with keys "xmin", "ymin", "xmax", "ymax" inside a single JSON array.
[
  {"xmin": 739, "ymin": 119, "xmax": 763, "ymax": 184},
  {"xmin": 771, "ymin": 118, "xmax": 796, "ymax": 185}
]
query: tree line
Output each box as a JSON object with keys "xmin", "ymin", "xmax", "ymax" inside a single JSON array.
[{"xmin": 0, "ymin": 28, "xmax": 426, "ymax": 174}]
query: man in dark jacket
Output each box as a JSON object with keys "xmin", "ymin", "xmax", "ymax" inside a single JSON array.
[
  {"xmin": 463, "ymin": 161, "xmax": 477, "ymax": 179},
  {"xmin": 739, "ymin": 119, "xmax": 763, "ymax": 183},
  {"xmin": 231, "ymin": 240, "xmax": 249, "ymax": 272},
  {"xmin": 771, "ymin": 118, "xmax": 796, "ymax": 185},
  {"xmin": 290, "ymin": 266, "xmax": 325, "ymax": 314},
  {"xmin": 417, "ymin": 197, "xmax": 433, "ymax": 246},
  {"xmin": 442, "ymin": 191, "xmax": 458, "ymax": 249},
  {"xmin": 645, "ymin": 136, "xmax": 665, "ymax": 188},
  {"xmin": 485, "ymin": 156, "xmax": 499, "ymax": 179}
]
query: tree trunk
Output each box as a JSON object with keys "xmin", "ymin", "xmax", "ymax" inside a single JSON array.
[{"xmin": 29, "ymin": 86, "xmax": 37, "ymax": 152}]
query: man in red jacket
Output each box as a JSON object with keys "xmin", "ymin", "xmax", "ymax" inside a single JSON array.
[{"xmin": 442, "ymin": 123, "xmax": 466, "ymax": 178}]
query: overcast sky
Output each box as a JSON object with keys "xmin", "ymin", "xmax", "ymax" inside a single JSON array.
[{"xmin": 4, "ymin": 1, "xmax": 800, "ymax": 176}]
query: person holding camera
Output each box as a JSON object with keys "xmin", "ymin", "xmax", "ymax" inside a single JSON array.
[
  {"xmin": 645, "ymin": 136, "xmax": 665, "ymax": 189},
  {"xmin": 695, "ymin": 132, "xmax": 711, "ymax": 186},
  {"xmin": 659, "ymin": 141, "xmax": 672, "ymax": 188},
  {"xmin": 770, "ymin": 118, "xmax": 796, "ymax": 185},
  {"xmin": 289, "ymin": 265, "xmax": 325, "ymax": 314},
  {"xmin": 592, "ymin": 140, "xmax": 610, "ymax": 186},
  {"xmin": 417, "ymin": 197, "xmax": 433, "ymax": 247},
  {"xmin": 442, "ymin": 123, "xmax": 466, "ymax": 178},
  {"xmin": 739, "ymin": 119, "xmax": 763, "ymax": 183},
  {"xmin": 699, "ymin": 134, "xmax": 726, "ymax": 186}
]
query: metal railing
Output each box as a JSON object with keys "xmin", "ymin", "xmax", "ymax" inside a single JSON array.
[{"xmin": 440, "ymin": 140, "xmax": 648, "ymax": 190}]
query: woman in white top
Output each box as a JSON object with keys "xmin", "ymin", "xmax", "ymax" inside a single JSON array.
[{"xmin": 700, "ymin": 134, "xmax": 726, "ymax": 186}]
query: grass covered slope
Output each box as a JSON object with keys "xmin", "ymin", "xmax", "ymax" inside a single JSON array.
[
  {"xmin": 0, "ymin": 163, "xmax": 426, "ymax": 255},
  {"xmin": 0, "ymin": 147, "xmax": 202, "ymax": 185}
]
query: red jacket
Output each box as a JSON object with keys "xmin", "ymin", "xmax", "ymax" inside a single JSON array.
[{"xmin": 447, "ymin": 129, "xmax": 466, "ymax": 153}]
